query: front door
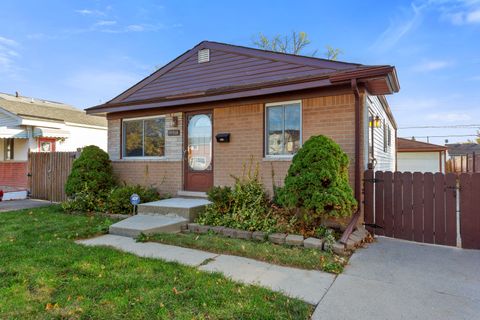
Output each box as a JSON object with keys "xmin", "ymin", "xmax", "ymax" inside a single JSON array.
[{"xmin": 184, "ymin": 111, "xmax": 213, "ymax": 192}]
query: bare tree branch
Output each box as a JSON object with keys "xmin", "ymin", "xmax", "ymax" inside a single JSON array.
[
  {"xmin": 252, "ymin": 31, "xmax": 342, "ymax": 60},
  {"xmin": 325, "ymin": 45, "xmax": 343, "ymax": 61}
]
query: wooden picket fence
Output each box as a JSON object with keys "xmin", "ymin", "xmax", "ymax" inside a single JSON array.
[
  {"xmin": 364, "ymin": 169, "xmax": 480, "ymax": 249},
  {"xmin": 28, "ymin": 152, "xmax": 77, "ymax": 202}
]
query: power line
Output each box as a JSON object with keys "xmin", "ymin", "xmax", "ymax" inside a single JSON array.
[
  {"xmin": 399, "ymin": 124, "xmax": 480, "ymax": 129},
  {"xmin": 400, "ymin": 134, "xmax": 478, "ymax": 138}
]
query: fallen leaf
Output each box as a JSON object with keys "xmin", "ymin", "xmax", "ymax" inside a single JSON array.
[{"xmin": 45, "ymin": 303, "xmax": 59, "ymax": 310}]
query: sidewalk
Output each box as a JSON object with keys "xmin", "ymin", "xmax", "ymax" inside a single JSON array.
[
  {"xmin": 0, "ymin": 199, "xmax": 51, "ymax": 212},
  {"xmin": 77, "ymin": 234, "xmax": 335, "ymax": 305}
]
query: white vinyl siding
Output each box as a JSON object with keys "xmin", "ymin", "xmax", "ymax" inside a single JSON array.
[{"xmin": 366, "ymin": 95, "xmax": 396, "ymax": 172}]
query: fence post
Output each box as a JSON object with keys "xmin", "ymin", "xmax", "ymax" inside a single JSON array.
[
  {"xmin": 456, "ymin": 178, "xmax": 461, "ymax": 248},
  {"xmin": 472, "ymin": 151, "xmax": 477, "ymax": 173},
  {"xmin": 364, "ymin": 169, "xmax": 374, "ymax": 233}
]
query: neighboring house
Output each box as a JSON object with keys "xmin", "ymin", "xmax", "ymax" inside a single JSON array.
[
  {"xmin": 86, "ymin": 41, "xmax": 400, "ymax": 208},
  {"xmin": 397, "ymin": 138, "xmax": 447, "ymax": 173},
  {"xmin": 0, "ymin": 92, "xmax": 107, "ymax": 191},
  {"xmin": 446, "ymin": 143, "xmax": 480, "ymax": 173}
]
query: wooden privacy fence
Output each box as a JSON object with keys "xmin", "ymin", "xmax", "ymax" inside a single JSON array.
[
  {"xmin": 447, "ymin": 153, "xmax": 480, "ymax": 173},
  {"xmin": 364, "ymin": 169, "xmax": 480, "ymax": 249},
  {"xmin": 29, "ymin": 152, "xmax": 76, "ymax": 202},
  {"xmin": 458, "ymin": 173, "xmax": 480, "ymax": 249}
]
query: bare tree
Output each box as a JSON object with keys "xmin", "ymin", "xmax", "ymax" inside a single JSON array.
[{"xmin": 252, "ymin": 31, "xmax": 342, "ymax": 60}]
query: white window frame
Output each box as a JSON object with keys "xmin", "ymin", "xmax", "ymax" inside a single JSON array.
[
  {"xmin": 264, "ymin": 100, "xmax": 302, "ymax": 159},
  {"xmin": 122, "ymin": 115, "xmax": 166, "ymax": 160}
]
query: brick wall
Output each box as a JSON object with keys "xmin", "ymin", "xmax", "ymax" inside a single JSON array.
[
  {"xmin": 108, "ymin": 92, "xmax": 361, "ymax": 196},
  {"xmin": 109, "ymin": 112, "xmax": 184, "ymax": 195},
  {"xmin": 213, "ymin": 93, "xmax": 358, "ymax": 194},
  {"xmin": 0, "ymin": 161, "xmax": 28, "ymax": 189},
  {"xmin": 303, "ymin": 94, "xmax": 357, "ymax": 184},
  {"xmin": 112, "ymin": 160, "xmax": 182, "ymax": 196},
  {"xmin": 108, "ymin": 119, "xmax": 121, "ymax": 160}
]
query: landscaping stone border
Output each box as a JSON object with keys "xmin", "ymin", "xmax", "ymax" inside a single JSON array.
[
  {"xmin": 332, "ymin": 226, "xmax": 371, "ymax": 256},
  {"xmin": 184, "ymin": 224, "xmax": 371, "ymax": 255}
]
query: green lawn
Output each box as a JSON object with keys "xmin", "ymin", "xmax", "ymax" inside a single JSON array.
[
  {"xmin": 0, "ymin": 206, "xmax": 312, "ymax": 319},
  {"xmin": 140, "ymin": 232, "xmax": 346, "ymax": 274}
]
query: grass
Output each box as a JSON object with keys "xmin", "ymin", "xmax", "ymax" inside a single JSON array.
[
  {"xmin": 139, "ymin": 232, "xmax": 346, "ymax": 274},
  {"xmin": 0, "ymin": 205, "xmax": 312, "ymax": 319}
]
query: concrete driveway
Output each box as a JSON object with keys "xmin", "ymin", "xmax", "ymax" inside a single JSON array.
[
  {"xmin": 313, "ymin": 237, "xmax": 480, "ymax": 320},
  {"xmin": 0, "ymin": 199, "xmax": 51, "ymax": 212}
]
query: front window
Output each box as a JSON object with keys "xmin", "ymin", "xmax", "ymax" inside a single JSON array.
[
  {"xmin": 266, "ymin": 101, "xmax": 301, "ymax": 156},
  {"xmin": 123, "ymin": 117, "xmax": 165, "ymax": 158}
]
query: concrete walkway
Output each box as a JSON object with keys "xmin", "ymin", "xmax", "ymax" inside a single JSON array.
[
  {"xmin": 312, "ymin": 237, "xmax": 480, "ymax": 320},
  {"xmin": 78, "ymin": 234, "xmax": 480, "ymax": 318},
  {"xmin": 0, "ymin": 199, "xmax": 51, "ymax": 212},
  {"xmin": 77, "ymin": 234, "xmax": 335, "ymax": 305}
]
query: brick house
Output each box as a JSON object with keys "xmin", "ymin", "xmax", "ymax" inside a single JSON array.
[{"xmin": 86, "ymin": 41, "xmax": 399, "ymax": 211}]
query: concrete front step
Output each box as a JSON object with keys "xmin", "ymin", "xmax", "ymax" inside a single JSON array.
[
  {"xmin": 138, "ymin": 198, "xmax": 211, "ymax": 221},
  {"xmin": 176, "ymin": 190, "xmax": 208, "ymax": 199},
  {"xmin": 109, "ymin": 214, "xmax": 188, "ymax": 238}
]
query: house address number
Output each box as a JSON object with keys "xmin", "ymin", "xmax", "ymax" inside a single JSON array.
[{"xmin": 168, "ymin": 129, "xmax": 180, "ymax": 136}]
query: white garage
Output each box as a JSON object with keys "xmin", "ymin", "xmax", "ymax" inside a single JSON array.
[{"xmin": 397, "ymin": 138, "xmax": 446, "ymax": 173}]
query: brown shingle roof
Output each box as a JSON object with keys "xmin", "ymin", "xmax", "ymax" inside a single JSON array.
[
  {"xmin": 87, "ymin": 40, "xmax": 399, "ymax": 114},
  {"xmin": 0, "ymin": 93, "xmax": 106, "ymax": 127},
  {"xmin": 397, "ymin": 138, "xmax": 447, "ymax": 152}
]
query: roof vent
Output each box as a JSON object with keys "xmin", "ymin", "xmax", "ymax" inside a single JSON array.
[{"xmin": 198, "ymin": 49, "xmax": 210, "ymax": 63}]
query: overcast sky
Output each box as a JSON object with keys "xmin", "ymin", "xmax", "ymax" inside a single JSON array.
[{"xmin": 0, "ymin": 0, "xmax": 479, "ymax": 145}]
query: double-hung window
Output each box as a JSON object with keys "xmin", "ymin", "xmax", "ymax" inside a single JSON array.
[
  {"xmin": 265, "ymin": 101, "xmax": 301, "ymax": 156},
  {"xmin": 123, "ymin": 116, "xmax": 165, "ymax": 158}
]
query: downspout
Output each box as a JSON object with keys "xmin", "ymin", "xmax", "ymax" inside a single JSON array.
[
  {"xmin": 340, "ymin": 78, "xmax": 362, "ymax": 244},
  {"xmin": 352, "ymin": 79, "xmax": 361, "ymax": 203}
]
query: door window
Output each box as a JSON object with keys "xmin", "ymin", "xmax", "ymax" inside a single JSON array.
[{"xmin": 187, "ymin": 114, "xmax": 212, "ymax": 171}]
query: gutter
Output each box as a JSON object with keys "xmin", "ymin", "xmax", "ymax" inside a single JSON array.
[{"xmin": 340, "ymin": 79, "xmax": 362, "ymax": 244}]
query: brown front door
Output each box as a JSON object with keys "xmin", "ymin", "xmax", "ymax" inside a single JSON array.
[{"xmin": 184, "ymin": 111, "xmax": 213, "ymax": 192}]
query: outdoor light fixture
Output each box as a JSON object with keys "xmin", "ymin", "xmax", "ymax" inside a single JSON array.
[
  {"xmin": 369, "ymin": 115, "xmax": 382, "ymax": 128},
  {"xmin": 172, "ymin": 116, "xmax": 178, "ymax": 127}
]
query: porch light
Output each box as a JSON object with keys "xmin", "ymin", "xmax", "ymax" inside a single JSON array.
[{"xmin": 369, "ymin": 115, "xmax": 382, "ymax": 128}]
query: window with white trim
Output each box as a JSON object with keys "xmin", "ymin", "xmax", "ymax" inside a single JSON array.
[
  {"xmin": 265, "ymin": 101, "xmax": 301, "ymax": 156},
  {"xmin": 123, "ymin": 116, "xmax": 165, "ymax": 158}
]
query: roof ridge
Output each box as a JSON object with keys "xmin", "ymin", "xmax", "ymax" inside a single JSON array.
[
  {"xmin": 0, "ymin": 92, "xmax": 77, "ymax": 111},
  {"xmin": 201, "ymin": 41, "xmax": 374, "ymax": 72},
  {"xmin": 202, "ymin": 40, "xmax": 363, "ymax": 66}
]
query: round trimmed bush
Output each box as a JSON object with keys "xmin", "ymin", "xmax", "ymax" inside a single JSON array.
[
  {"xmin": 276, "ymin": 135, "xmax": 357, "ymax": 218},
  {"xmin": 65, "ymin": 145, "xmax": 115, "ymax": 197}
]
